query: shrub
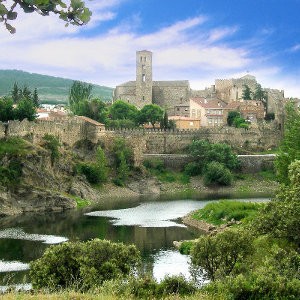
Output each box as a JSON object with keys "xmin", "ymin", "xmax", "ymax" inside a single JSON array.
[
  {"xmin": 191, "ymin": 229, "xmax": 254, "ymax": 281},
  {"xmin": 77, "ymin": 163, "xmax": 103, "ymax": 184},
  {"xmin": 203, "ymin": 162, "xmax": 233, "ymax": 186},
  {"xmin": 143, "ymin": 158, "xmax": 165, "ymax": 172},
  {"xmin": 184, "ymin": 162, "xmax": 202, "ymax": 176},
  {"xmin": 179, "ymin": 241, "xmax": 195, "ymax": 255},
  {"xmin": 30, "ymin": 239, "xmax": 140, "ymax": 291},
  {"xmin": 158, "ymin": 275, "xmax": 197, "ymax": 296},
  {"xmin": 42, "ymin": 134, "xmax": 60, "ymax": 165}
]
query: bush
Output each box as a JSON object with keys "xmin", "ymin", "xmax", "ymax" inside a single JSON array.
[
  {"xmin": 203, "ymin": 162, "xmax": 233, "ymax": 186},
  {"xmin": 158, "ymin": 275, "xmax": 197, "ymax": 296},
  {"xmin": 184, "ymin": 162, "xmax": 202, "ymax": 176},
  {"xmin": 143, "ymin": 158, "xmax": 165, "ymax": 172},
  {"xmin": 77, "ymin": 163, "xmax": 103, "ymax": 184},
  {"xmin": 30, "ymin": 239, "xmax": 140, "ymax": 291},
  {"xmin": 179, "ymin": 241, "xmax": 195, "ymax": 255},
  {"xmin": 42, "ymin": 134, "xmax": 60, "ymax": 165}
]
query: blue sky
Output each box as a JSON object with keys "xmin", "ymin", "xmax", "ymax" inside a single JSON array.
[{"xmin": 1, "ymin": 0, "xmax": 300, "ymax": 97}]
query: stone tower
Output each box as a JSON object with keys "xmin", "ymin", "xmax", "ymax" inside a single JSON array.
[{"xmin": 135, "ymin": 50, "xmax": 153, "ymax": 107}]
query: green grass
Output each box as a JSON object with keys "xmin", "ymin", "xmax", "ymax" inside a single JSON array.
[
  {"xmin": 64, "ymin": 194, "xmax": 91, "ymax": 208},
  {"xmin": 192, "ymin": 200, "xmax": 264, "ymax": 226},
  {"xmin": 0, "ymin": 137, "xmax": 30, "ymax": 158}
]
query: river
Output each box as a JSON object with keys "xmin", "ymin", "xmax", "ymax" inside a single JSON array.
[{"xmin": 0, "ymin": 195, "xmax": 269, "ymax": 289}]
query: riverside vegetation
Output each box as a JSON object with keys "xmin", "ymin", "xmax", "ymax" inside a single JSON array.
[{"xmin": 1, "ymin": 104, "xmax": 299, "ymax": 298}]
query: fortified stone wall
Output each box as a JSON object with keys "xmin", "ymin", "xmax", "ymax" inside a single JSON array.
[
  {"xmin": 1, "ymin": 119, "xmax": 281, "ymax": 169},
  {"xmin": 2, "ymin": 117, "xmax": 100, "ymax": 146},
  {"xmin": 107, "ymin": 124, "xmax": 280, "ymax": 155}
]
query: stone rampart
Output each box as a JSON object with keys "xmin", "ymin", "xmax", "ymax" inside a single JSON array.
[{"xmin": 107, "ymin": 124, "xmax": 280, "ymax": 155}]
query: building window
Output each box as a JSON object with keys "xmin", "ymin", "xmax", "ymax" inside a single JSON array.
[
  {"xmin": 177, "ymin": 107, "xmax": 180, "ymax": 111},
  {"xmin": 189, "ymin": 122, "xmax": 194, "ymax": 126},
  {"xmin": 144, "ymin": 57, "xmax": 147, "ymax": 62},
  {"xmin": 142, "ymin": 74, "xmax": 145, "ymax": 82},
  {"xmin": 142, "ymin": 96, "xmax": 145, "ymax": 101},
  {"xmin": 140, "ymin": 57, "xmax": 143, "ymax": 62}
]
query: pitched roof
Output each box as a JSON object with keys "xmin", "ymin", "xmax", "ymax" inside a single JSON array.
[
  {"xmin": 190, "ymin": 97, "xmax": 227, "ymax": 108},
  {"xmin": 77, "ymin": 116, "xmax": 105, "ymax": 126}
]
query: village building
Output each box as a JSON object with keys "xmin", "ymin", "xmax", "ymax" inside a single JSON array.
[
  {"xmin": 190, "ymin": 98, "xmax": 227, "ymax": 127},
  {"xmin": 168, "ymin": 116, "xmax": 201, "ymax": 130},
  {"xmin": 225, "ymin": 100, "xmax": 265, "ymax": 123}
]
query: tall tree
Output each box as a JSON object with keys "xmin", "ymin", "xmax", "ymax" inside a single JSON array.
[
  {"xmin": 275, "ymin": 102, "xmax": 300, "ymax": 184},
  {"xmin": 253, "ymin": 83, "xmax": 268, "ymax": 109},
  {"xmin": 68, "ymin": 80, "xmax": 93, "ymax": 112},
  {"xmin": 11, "ymin": 82, "xmax": 20, "ymax": 103},
  {"xmin": 242, "ymin": 84, "xmax": 252, "ymax": 100},
  {"xmin": 33, "ymin": 88, "xmax": 39, "ymax": 107},
  {"xmin": 0, "ymin": 0, "xmax": 91, "ymax": 34}
]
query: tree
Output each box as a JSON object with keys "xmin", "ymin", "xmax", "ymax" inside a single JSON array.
[
  {"xmin": 191, "ymin": 229, "xmax": 254, "ymax": 281},
  {"xmin": 203, "ymin": 161, "xmax": 233, "ymax": 186},
  {"xmin": 0, "ymin": 0, "xmax": 91, "ymax": 34},
  {"xmin": 275, "ymin": 102, "xmax": 300, "ymax": 184},
  {"xmin": 33, "ymin": 88, "xmax": 39, "ymax": 107},
  {"xmin": 139, "ymin": 104, "xmax": 164, "ymax": 128},
  {"xmin": 242, "ymin": 84, "xmax": 252, "ymax": 100},
  {"xmin": 11, "ymin": 82, "xmax": 20, "ymax": 103},
  {"xmin": 254, "ymin": 160, "xmax": 300, "ymax": 248},
  {"xmin": 15, "ymin": 98, "xmax": 36, "ymax": 121},
  {"xmin": 109, "ymin": 100, "xmax": 139, "ymax": 123},
  {"xmin": 227, "ymin": 111, "xmax": 240, "ymax": 126},
  {"xmin": 0, "ymin": 97, "xmax": 14, "ymax": 122},
  {"xmin": 187, "ymin": 139, "xmax": 239, "ymax": 175},
  {"xmin": 68, "ymin": 80, "xmax": 93, "ymax": 114},
  {"xmin": 253, "ymin": 83, "xmax": 268, "ymax": 109}
]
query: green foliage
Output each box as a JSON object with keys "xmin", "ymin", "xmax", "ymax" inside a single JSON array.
[
  {"xmin": 73, "ymin": 196, "xmax": 91, "ymax": 208},
  {"xmin": 184, "ymin": 161, "xmax": 202, "ymax": 176},
  {"xmin": 206, "ymin": 237, "xmax": 300, "ymax": 300},
  {"xmin": 108, "ymin": 100, "xmax": 139, "ymax": 124},
  {"xmin": 0, "ymin": 0, "xmax": 91, "ymax": 34},
  {"xmin": 77, "ymin": 147, "xmax": 108, "ymax": 185},
  {"xmin": 15, "ymin": 97, "xmax": 37, "ymax": 121},
  {"xmin": 227, "ymin": 111, "xmax": 240, "ymax": 126},
  {"xmin": 112, "ymin": 138, "xmax": 133, "ymax": 186},
  {"xmin": 143, "ymin": 158, "xmax": 165, "ymax": 172},
  {"xmin": 158, "ymin": 275, "xmax": 197, "ymax": 297},
  {"xmin": 30, "ymin": 239, "xmax": 140, "ymax": 291},
  {"xmin": 188, "ymin": 140, "xmax": 239, "ymax": 176},
  {"xmin": 0, "ymin": 137, "xmax": 27, "ymax": 158},
  {"xmin": 179, "ymin": 240, "xmax": 195, "ymax": 255},
  {"xmin": 139, "ymin": 104, "xmax": 164, "ymax": 127},
  {"xmin": 253, "ymin": 160, "xmax": 300, "ymax": 248},
  {"xmin": 192, "ymin": 200, "xmax": 264, "ymax": 226},
  {"xmin": 0, "ymin": 97, "xmax": 14, "ymax": 122},
  {"xmin": 70, "ymin": 98, "xmax": 108, "ymax": 123},
  {"xmin": 0, "ymin": 159, "xmax": 22, "ymax": 187},
  {"xmin": 69, "ymin": 81, "xmax": 93, "ymax": 110},
  {"xmin": 191, "ymin": 229, "xmax": 254, "ymax": 281},
  {"xmin": 242, "ymin": 84, "xmax": 252, "ymax": 100},
  {"xmin": 42, "ymin": 134, "xmax": 60, "ymax": 165},
  {"xmin": 203, "ymin": 162, "xmax": 233, "ymax": 186},
  {"xmin": 106, "ymin": 119, "xmax": 136, "ymax": 129},
  {"xmin": 275, "ymin": 102, "xmax": 300, "ymax": 184}
]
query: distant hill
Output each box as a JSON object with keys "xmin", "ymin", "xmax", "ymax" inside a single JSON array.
[{"xmin": 0, "ymin": 70, "xmax": 113, "ymax": 104}]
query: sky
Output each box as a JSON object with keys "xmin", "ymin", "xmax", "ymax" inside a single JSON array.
[{"xmin": 1, "ymin": 0, "xmax": 300, "ymax": 98}]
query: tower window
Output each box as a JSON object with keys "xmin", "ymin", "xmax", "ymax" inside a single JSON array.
[
  {"xmin": 144, "ymin": 57, "xmax": 147, "ymax": 62},
  {"xmin": 142, "ymin": 74, "xmax": 145, "ymax": 82},
  {"xmin": 140, "ymin": 57, "xmax": 143, "ymax": 62},
  {"xmin": 142, "ymin": 96, "xmax": 145, "ymax": 101}
]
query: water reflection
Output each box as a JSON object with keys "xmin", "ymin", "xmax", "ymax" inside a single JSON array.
[{"xmin": 0, "ymin": 197, "xmax": 269, "ymax": 284}]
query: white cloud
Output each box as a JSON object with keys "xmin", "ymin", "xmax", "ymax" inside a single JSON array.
[{"xmin": 1, "ymin": 5, "xmax": 299, "ymax": 97}]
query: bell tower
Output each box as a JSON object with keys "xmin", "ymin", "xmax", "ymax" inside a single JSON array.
[{"xmin": 136, "ymin": 50, "xmax": 153, "ymax": 107}]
